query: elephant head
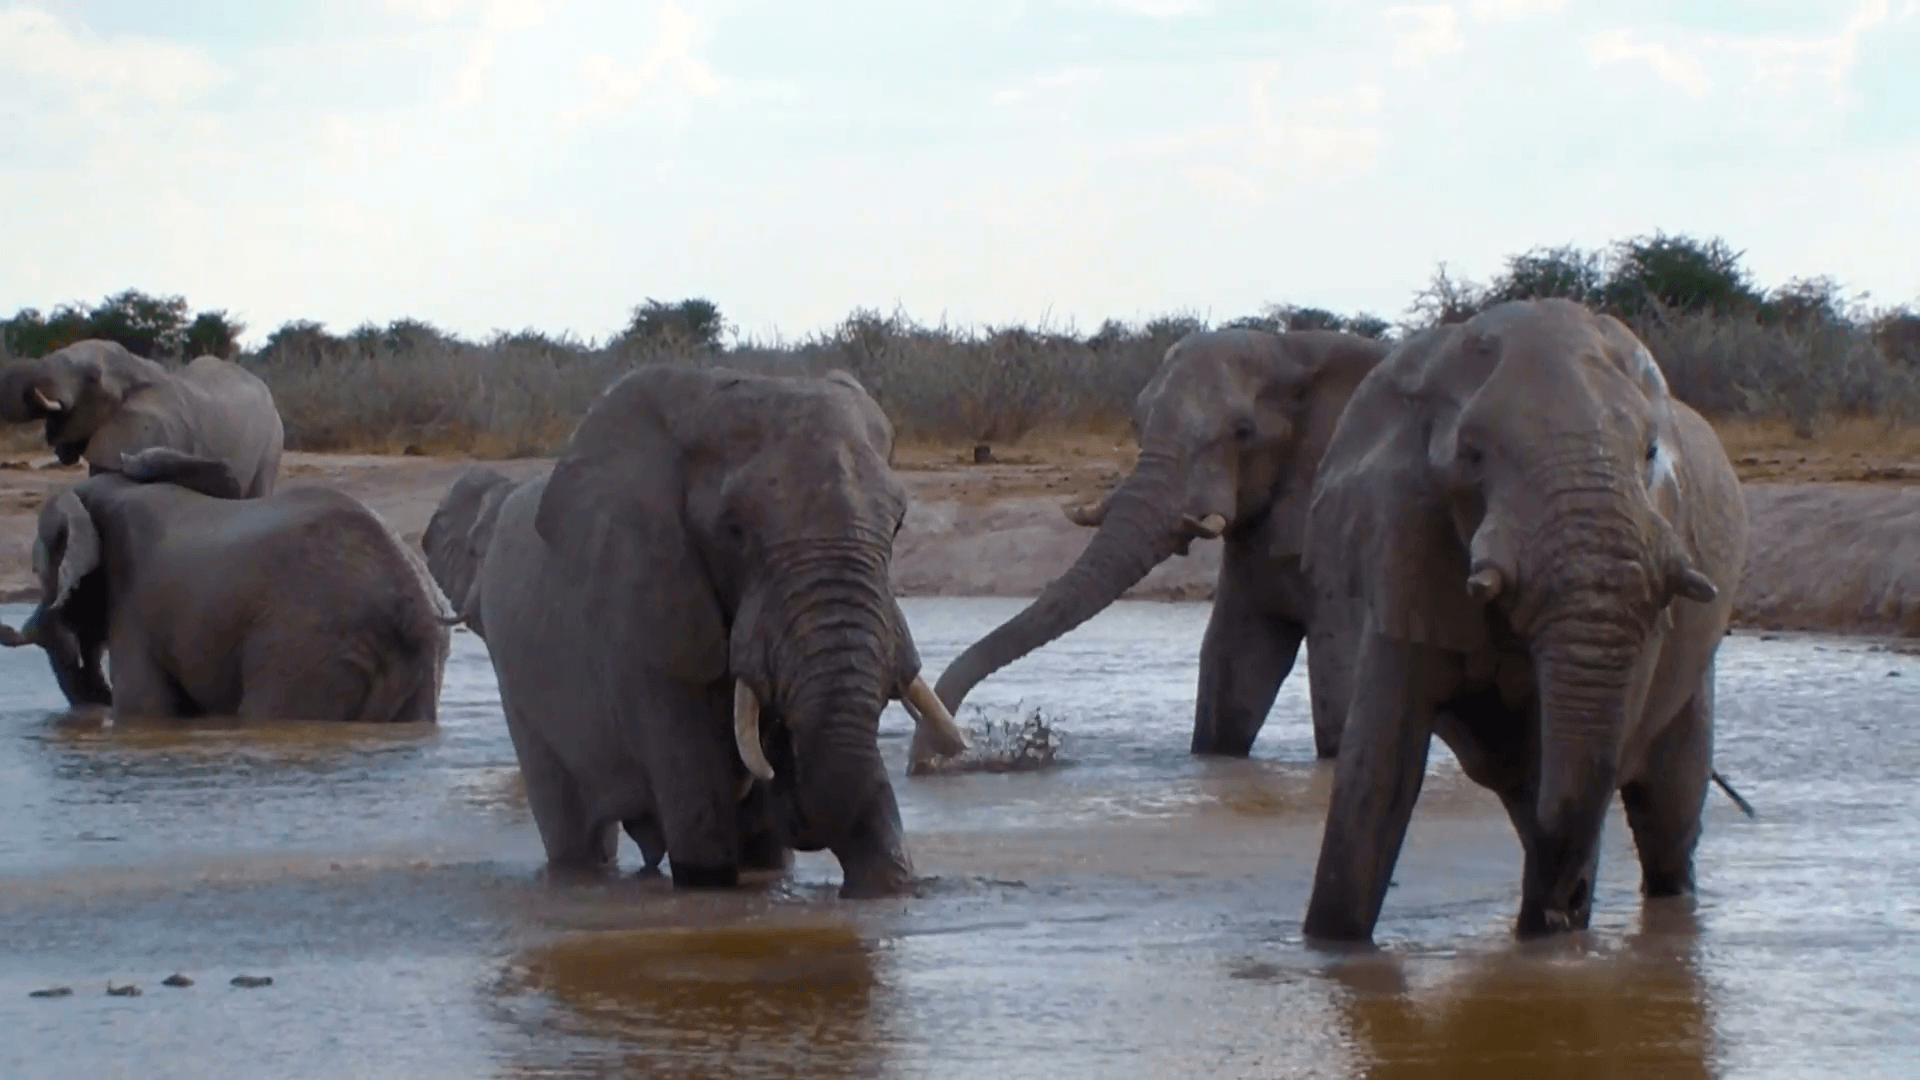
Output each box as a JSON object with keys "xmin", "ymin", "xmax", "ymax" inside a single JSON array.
[
  {"xmin": 1303, "ymin": 298, "xmax": 1730, "ymax": 938},
  {"xmin": 933, "ymin": 328, "xmax": 1388, "ymax": 716},
  {"xmin": 532, "ymin": 366, "xmax": 967, "ymax": 868},
  {"xmin": 0, "ymin": 448, "xmax": 244, "ymax": 706},
  {"xmin": 422, "ymin": 465, "xmax": 518, "ymax": 639},
  {"xmin": 0, "ymin": 340, "xmax": 166, "ymax": 466}
]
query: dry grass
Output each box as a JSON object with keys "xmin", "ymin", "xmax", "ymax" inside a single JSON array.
[{"xmin": 2, "ymin": 305, "xmax": 1915, "ymax": 463}]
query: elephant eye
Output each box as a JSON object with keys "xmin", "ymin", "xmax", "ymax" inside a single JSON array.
[
  {"xmin": 1232, "ymin": 420, "xmax": 1256, "ymax": 444},
  {"xmin": 1646, "ymin": 441, "xmax": 1658, "ymax": 463},
  {"xmin": 1461, "ymin": 445, "xmax": 1484, "ymax": 468}
]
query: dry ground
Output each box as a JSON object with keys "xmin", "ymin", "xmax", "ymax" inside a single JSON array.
[{"xmin": 0, "ymin": 419, "xmax": 1914, "ymax": 637}]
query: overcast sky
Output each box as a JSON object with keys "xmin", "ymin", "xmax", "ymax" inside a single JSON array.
[{"xmin": 3, "ymin": 1, "xmax": 1915, "ymax": 346}]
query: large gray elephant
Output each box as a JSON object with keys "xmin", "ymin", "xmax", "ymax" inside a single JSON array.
[
  {"xmin": 421, "ymin": 366, "xmax": 970, "ymax": 897},
  {"xmin": 0, "ymin": 448, "xmax": 449, "ymax": 721},
  {"xmin": 0, "ymin": 339, "xmax": 283, "ymax": 497},
  {"xmin": 1298, "ymin": 298, "xmax": 1748, "ymax": 942},
  {"xmin": 933, "ymin": 328, "xmax": 1390, "ymax": 760}
]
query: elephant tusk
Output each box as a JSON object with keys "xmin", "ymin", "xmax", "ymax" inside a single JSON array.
[
  {"xmin": 29, "ymin": 387, "xmax": 63, "ymax": 413},
  {"xmin": 1673, "ymin": 567, "xmax": 1717, "ymax": 604},
  {"xmin": 1466, "ymin": 565, "xmax": 1504, "ymax": 603},
  {"xmin": 733, "ymin": 681, "xmax": 775, "ymax": 781},
  {"xmin": 1062, "ymin": 500, "xmax": 1106, "ymax": 527},
  {"xmin": 1180, "ymin": 513, "xmax": 1228, "ymax": 540},
  {"xmin": 902, "ymin": 674, "xmax": 970, "ymax": 760}
]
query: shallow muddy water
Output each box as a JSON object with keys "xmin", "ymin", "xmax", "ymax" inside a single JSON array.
[{"xmin": 1, "ymin": 598, "xmax": 1916, "ymax": 1079}]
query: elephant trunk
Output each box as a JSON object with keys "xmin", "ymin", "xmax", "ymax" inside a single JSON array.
[
  {"xmin": 933, "ymin": 455, "xmax": 1185, "ymax": 711},
  {"xmin": 1522, "ymin": 502, "xmax": 1657, "ymax": 935},
  {"xmin": 761, "ymin": 542, "xmax": 898, "ymax": 859}
]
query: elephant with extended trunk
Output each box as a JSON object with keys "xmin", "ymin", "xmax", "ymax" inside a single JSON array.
[
  {"xmin": 933, "ymin": 328, "xmax": 1390, "ymax": 760},
  {"xmin": 0, "ymin": 448, "xmax": 449, "ymax": 721},
  {"xmin": 1298, "ymin": 298, "xmax": 1748, "ymax": 943},
  {"xmin": 0, "ymin": 339, "xmax": 283, "ymax": 497},
  {"xmin": 422, "ymin": 366, "xmax": 970, "ymax": 897}
]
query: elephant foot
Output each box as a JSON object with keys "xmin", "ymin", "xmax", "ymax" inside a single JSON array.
[
  {"xmin": 740, "ymin": 830, "xmax": 792, "ymax": 873},
  {"xmin": 836, "ymin": 853, "xmax": 916, "ymax": 899},
  {"xmin": 669, "ymin": 861, "xmax": 741, "ymax": 890}
]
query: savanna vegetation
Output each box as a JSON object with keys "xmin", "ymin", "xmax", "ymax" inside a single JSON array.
[{"xmin": 4, "ymin": 232, "xmax": 1916, "ymax": 457}]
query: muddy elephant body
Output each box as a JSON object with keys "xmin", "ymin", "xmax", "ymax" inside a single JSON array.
[
  {"xmin": 933, "ymin": 328, "xmax": 1389, "ymax": 761},
  {"xmin": 0, "ymin": 339, "xmax": 283, "ymax": 497},
  {"xmin": 1299, "ymin": 299, "xmax": 1749, "ymax": 943},
  {"xmin": 423, "ymin": 367, "xmax": 967, "ymax": 897},
  {"xmin": 1, "ymin": 449, "xmax": 448, "ymax": 721}
]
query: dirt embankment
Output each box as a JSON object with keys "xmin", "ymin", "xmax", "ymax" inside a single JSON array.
[{"xmin": 0, "ymin": 427, "xmax": 1914, "ymax": 638}]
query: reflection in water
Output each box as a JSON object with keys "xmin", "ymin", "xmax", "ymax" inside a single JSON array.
[
  {"xmin": 491, "ymin": 919, "xmax": 890, "ymax": 1079},
  {"xmin": 1333, "ymin": 903, "xmax": 1715, "ymax": 1079}
]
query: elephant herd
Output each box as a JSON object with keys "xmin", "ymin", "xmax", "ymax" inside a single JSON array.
[{"xmin": 0, "ymin": 297, "xmax": 1751, "ymax": 945}]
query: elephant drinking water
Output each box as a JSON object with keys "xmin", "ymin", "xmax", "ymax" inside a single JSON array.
[{"xmin": 932, "ymin": 328, "xmax": 1390, "ymax": 761}]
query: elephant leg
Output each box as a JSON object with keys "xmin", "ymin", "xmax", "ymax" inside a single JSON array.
[
  {"xmin": 1620, "ymin": 670, "xmax": 1713, "ymax": 900},
  {"xmin": 831, "ymin": 779, "xmax": 915, "ymax": 899},
  {"xmin": 635, "ymin": 682, "xmax": 742, "ymax": 890},
  {"xmin": 503, "ymin": 699, "xmax": 617, "ymax": 870},
  {"xmin": 1302, "ymin": 633, "xmax": 1448, "ymax": 944},
  {"xmin": 1304, "ymin": 617, "xmax": 1356, "ymax": 761},
  {"xmin": 623, "ymin": 815, "xmax": 667, "ymax": 874},
  {"xmin": 1190, "ymin": 594, "xmax": 1303, "ymax": 758},
  {"xmin": 105, "ymin": 647, "xmax": 188, "ymax": 719},
  {"xmin": 1432, "ymin": 690, "xmax": 1561, "ymax": 935},
  {"xmin": 735, "ymin": 780, "xmax": 792, "ymax": 874}
]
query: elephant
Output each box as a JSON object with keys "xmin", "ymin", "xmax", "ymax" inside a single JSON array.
[
  {"xmin": 420, "ymin": 365, "xmax": 971, "ymax": 897},
  {"xmin": 0, "ymin": 447, "xmax": 450, "ymax": 722},
  {"xmin": 1297, "ymin": 298, "xmax": 1749, "ymax": 943},
  {"xmin": 0, "ymin": 339, "xmax": 284, "ymax": 497},
  {"xmin": 932, "ymin": 327, "xmax": 1391, "ymax": 760}
]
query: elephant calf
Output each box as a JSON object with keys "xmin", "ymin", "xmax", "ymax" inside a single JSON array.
[
  {"xmin": 0, "ymin": 448, "xmax": 450, "ymax": 722},
  {"xmin": 0, "ymin": 338, "xmax": 284, "ymax": 497},
  {"xmin": 423, "ymin": 366, "xmax": 970, "ymax": 897}
]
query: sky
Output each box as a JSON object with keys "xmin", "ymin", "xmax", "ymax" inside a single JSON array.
[{"xmin": 2, "ymin": 0, "xmax": 1916, "ymax": 347}]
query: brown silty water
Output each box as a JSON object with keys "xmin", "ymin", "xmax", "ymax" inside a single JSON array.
[{"xmin": 0, "ymin": 598, "xmax": 1915, "ymax": 1078}]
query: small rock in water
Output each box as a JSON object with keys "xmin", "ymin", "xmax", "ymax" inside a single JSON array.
[
  {"xmin": 106, "ymin": 982, "xmax": 142, "ymax": 997},
  {"xmin": 162, "ymin": 974, "xmax": 194, "ymax": 988},
  {"xmin": 230, "ymin": 975, "xmax": 273, "ymax": 989},
  {"xmin": 28, "ymin": 987, "xmax": 73, "ymax": 998}
]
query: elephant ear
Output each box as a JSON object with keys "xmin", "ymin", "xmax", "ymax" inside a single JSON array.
[
  {"xmin": 1264, "ymin": 334, "xmax": 1389, "ymax": 560},
  {"xmin": 117, "ymin": 447, "xmax": 244, "ymax": 499},
  {"xmin": 535, "ymin": 365, "xmax": 729, "ymax": 684},
  {"xmin": 42, "ymin": 490, "xmax": 101, "ymax": 612},
  {"xmin": 821, "ymin": 368, "xmax": 896, "ymax": 460},
  {"xmin": 1303, "ymin": 326, "xmax": 1488, "ymax": 654}
]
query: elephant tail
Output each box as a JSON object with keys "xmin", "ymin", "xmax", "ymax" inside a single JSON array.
[{"xmin": 1712, "ymin": 769, "xmax": 1756, "ymax": 819}]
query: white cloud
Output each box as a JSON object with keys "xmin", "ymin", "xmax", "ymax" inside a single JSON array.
[
  {"xmin": 1586, "ymin": 2, "xmax": 1891, "ymax": 107},
  {"xmin": 556, "ymin": 3, "xmax": 721, "ymax": 129},
  {"xmin": 1077, "ymin": 0, "xmax": 1214, "ymax": 17},
  {"xmin": 992, "ymin": 66, "xmax": 1102, "ymax": 106},
  {"xmin": 1385, "ymin": 5, "xmax": 1465, "ymax": 68},
  {"xmin": 0, "ymin": 6, "xmax": 225, "ymax": 107},
  {"xmin": 1468, "ymin": 0, "xmax": 1565, "ymax": 20},
  {"xmin": 1586, "ymin": 28, "xmax": 1712, "ymax": 96}
]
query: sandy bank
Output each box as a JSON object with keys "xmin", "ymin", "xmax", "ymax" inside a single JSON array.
[{"xmin": 0, "ymin": 444, "xmax": 1913, "ymax": 639}]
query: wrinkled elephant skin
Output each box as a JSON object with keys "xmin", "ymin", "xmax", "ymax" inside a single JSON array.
[
  {"xmin": 1299, "ymin": 299, "xmax": 1749, "ymax": 944},
  {"xmin": 0, "ymin": 339, "xmax": 284, "ymax": 497},
  {"xmin": 933, "ymin": 327, "xmax": 1389, "ymax": 761},
  {"xmin": 0, "ymin": 448, "xmax": 449, "ymax": 722},
  {"xmin": 422, "ymin": 367, "xmax": 967, "ymax": 898}
]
